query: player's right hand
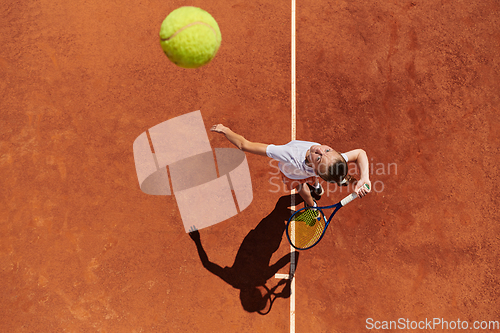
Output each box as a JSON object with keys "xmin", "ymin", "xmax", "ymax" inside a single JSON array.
[{"xmin": 355, "ymin": 180, "xmax": 371, "ymax": 198}]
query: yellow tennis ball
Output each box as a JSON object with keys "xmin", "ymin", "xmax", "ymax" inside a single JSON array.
[{"xmin": 159, "ymin": 6, "xmax": 222, "ymax": 69}]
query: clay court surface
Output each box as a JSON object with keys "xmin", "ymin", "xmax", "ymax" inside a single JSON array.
[{"xmin": 1, "ymin": 0, "xmax": 500, "ymax": 332}]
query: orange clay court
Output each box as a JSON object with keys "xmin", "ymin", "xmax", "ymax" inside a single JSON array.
[{"xmin": 1, "ymin": 0, "xmax": 500, "ymax": 332}]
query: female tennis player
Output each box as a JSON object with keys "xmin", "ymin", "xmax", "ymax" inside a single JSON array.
[{"xmin": 210, "ymin": 124, "xmax": 371, "ymax": 207}]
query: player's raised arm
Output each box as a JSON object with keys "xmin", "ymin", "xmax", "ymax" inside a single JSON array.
[
  {"xmin": 211, "ymin": 124, "xmax": 268, "ymax": 156},
  {"xmin": 344, "ymin": 149, "xmax": 371, "ymax": 197}
]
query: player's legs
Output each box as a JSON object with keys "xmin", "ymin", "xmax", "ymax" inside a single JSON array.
[
  {"xmin": 280, "ymin": 172, "xmax": 318, "ymax": 207},
  {"xmin": 297, "ymin": 183, "xmax": 315, "ymax": 207}
]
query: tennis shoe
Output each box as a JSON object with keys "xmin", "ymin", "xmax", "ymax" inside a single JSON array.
[{"xmin": 307, "ymin": 183, "xmax": 324, "ymax": 200}]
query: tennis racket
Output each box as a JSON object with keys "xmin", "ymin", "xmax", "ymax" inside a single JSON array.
[{"xmin": 286, "ymin": 184, "xmax": 370, "ymax": 250}]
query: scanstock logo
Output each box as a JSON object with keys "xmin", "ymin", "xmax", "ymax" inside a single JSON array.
[{"xmin": 133, "ymin": 111, "xmax": 253, "ymax": 232}]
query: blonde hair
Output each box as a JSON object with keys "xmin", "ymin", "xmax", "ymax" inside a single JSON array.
[{"xmin": 318, "ymin": 156, "xmax": 357, "ymax": 186}]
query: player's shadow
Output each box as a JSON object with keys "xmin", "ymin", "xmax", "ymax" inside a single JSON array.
[{"xmin": 189, "ymin": 194, "xmax": 302, "ymax": 315}]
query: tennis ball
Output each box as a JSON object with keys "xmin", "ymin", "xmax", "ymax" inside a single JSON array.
[{"xmin": 159, "ymin": 7, "xmax": 222, "ymax": 68}]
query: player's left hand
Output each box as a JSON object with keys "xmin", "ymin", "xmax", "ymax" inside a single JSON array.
[
  {"xmin": 355, "ymin": 179, "xmax": 371, "ymax": 198},
  {"xmin": 210, "ymin": 124, "xmax": 228, "ymax": 134}
]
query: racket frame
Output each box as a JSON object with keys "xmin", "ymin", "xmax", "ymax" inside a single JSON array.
[
  {"xmin": 286, "ymin": 202, "xmax": 341, "ymax": 250},
  {"xmin": 286, "ymin": 184, "xmax": 368, "ymax": 250}
]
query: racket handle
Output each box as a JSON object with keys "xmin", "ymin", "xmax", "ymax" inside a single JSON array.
[
  {"xmin": 340, "ymin": 193, "xmax": 357, "ymax": 206},
  {"xmin": 340, "ymin": 184, "xmax": 370, "ymax": 206}
]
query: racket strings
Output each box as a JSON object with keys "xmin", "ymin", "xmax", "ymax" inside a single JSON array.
[{"xmin": 288, "ymin": 208, "xmax": 326, "ymax": 249}]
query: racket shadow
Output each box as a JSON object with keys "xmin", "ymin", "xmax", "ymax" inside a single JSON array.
[{"xmin": 188, "ymin": 194, "xmax": 301, "ymax": 314}]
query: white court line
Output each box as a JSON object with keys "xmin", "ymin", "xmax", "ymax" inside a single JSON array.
[
  {"xmin": 290, "ymin": 0, "xmax": 297, "ymax": 332},
  {"xmin": 275, "ymin": 2, "xmax": 296, "ymax": 332},
  {"xmin": 275, "ymin": 273, "xmax": 292, "ymax": 279}
]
